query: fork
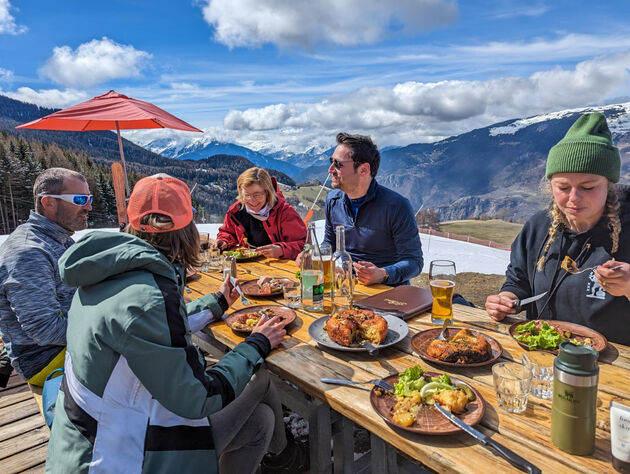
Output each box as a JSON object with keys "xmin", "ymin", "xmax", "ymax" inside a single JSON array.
[
  {"xmin": 242, "ymin": 237, "xmax": 258, "ymax": 249},
  {"xmin": 229, "ymin": 276, "xmax": 250, "ymax": 306},
  {"xmin": 320, "ymin": 378, "xmax": 394, "ymax": 391},
  {"xmin": 566, "ymin": 263, "xmax": 623, "ymax": 275},
  {"xmin": 437, "ymin": 318, "xmax": 450, "ymax": 341}
]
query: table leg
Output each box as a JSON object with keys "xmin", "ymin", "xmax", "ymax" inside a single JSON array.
[
  {"xmin": 332, "ymin": 414, "xmax": 354, "ymax": 473},
  {"xmin": 309, "ymin": 403, "xmax": 333, "ymax": 474}
]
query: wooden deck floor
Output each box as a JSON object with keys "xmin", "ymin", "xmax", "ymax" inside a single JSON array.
[
  {"xmin": 0, "ymin": 371, "xmax": 47, "ymax": 473},
  {"xmin": 0, "ymin": 346, "xmax": 223, "ymax": 474}
]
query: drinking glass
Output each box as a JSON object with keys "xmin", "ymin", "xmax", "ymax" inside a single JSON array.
[
  {"xmin": 492, "ymin": 362, "xmax": 533, "ymax": 413},
  {"xmin": 198, "ymin": 250, "xmax": 212, "ymax": 272},
  {"xmin": 208, "ymin": 248, "xmax": 221, "ymax": 269},
  {"xmin": 222, "ymin": 256, "xmax": 237, "ymax": 279},
  {"xmin": 429, "ymin": 260, "xmax": 456, "ymax": 325},
  {"xmin": 283, "ymin": 281, "xmax": 301, "ymax": 308},
  {"xmin": 200, "ymin": 233, "xmax": 212, "ymax": 251},
  {"xmin": 316, "ymin": 242, "xmax": 333, "ymax": 295},
  {"xmin": 522, "ymin": 352, "xmax": 554, "ymax": 400}
]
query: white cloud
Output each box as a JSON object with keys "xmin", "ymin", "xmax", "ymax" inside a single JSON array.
[
  {"xmin": 199, "ymin": 0, "xmax": 458, "ymax": 48},
  {"xmin": 492, "ymin": 4, "xmax": 549, "ymax": 19},
  {"xmin": 0, "ymin": 67, "xmax": 13, "ymax": 82},
  {"xmin": 40, "ymin": 37, "xmax": 152, "ymax": 87},
  {"xmin": 0, "ymin": 0, "xmax": 26, "ymax": 35},
  {"xmin": 2, "ymin": 87, "xmax": 88, "ymax": 108},
  {"xmin": 221, "ymin": 51, "xmax": 630, "ymax": 147}
]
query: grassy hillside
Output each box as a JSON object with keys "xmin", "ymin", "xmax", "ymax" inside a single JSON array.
[
  {"xmin": 280, "ymin": 184, "xmax": 330, "ymax": 220},
  {"xmin": 440, "ymin": 219, "xmax": 523, "ymax": 245}
]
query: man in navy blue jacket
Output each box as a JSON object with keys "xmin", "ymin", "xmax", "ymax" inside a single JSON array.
[{"xmin": 321, "ymin": 133, "xmax": 423, "ymax": 286}]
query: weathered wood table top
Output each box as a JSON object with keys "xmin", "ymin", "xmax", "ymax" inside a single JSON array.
[{"xmin": 188, "ymin": 257, "xmax": 625, "ymax": 474}]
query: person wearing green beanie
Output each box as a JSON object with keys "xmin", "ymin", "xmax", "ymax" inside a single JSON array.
[{"xmin": 486, "ymin": 112, "xmax": 630, "ymax": 346}]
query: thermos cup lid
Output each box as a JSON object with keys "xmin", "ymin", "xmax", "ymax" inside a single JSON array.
[{"xmin": 554, "ymin": 341, "xmax": 599, "ymax": 377}]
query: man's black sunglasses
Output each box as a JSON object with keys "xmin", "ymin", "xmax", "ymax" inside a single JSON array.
[{"xmin": 329, "ymin": 157, "xmax": 355, "ymax": 170}]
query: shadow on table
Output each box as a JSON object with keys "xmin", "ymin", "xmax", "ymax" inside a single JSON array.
[{"xmin": 598, "ymin": 343, "xmax": 619, "ymax": 364}]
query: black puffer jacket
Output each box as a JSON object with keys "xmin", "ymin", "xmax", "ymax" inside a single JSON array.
[{"xmin": 501, "ymin": 186, "xmax": 630, "ymax": 345}]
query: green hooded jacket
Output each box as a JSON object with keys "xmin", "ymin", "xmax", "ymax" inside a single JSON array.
[{"xmin": 46, "ymin": 231, "xmax": 264, "ymax": 473}]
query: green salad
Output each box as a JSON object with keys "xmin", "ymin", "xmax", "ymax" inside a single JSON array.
[
  {"xmin": 223, "ymin": 249, "xmax": 258, "ymax": 259},
  {"xmin": 514, "ymin": 321, "xmax": 587, "ymax": 350},
  {"xmin": 393, "ymin": 366, "xmax": 473, "ymax": 404}
]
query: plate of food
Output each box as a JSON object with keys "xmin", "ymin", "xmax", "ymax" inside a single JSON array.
[
  {"xmin": 370, "ymin": 366, "xmax": 485, "ymax": 435},
  {"xmin": 508, "ymin": 320, "xmax": 607, "ymax": 353},
  {"xmin": 411, "ymin": 328, "xmax": 503, "ymax": 367},
  {"xmin": 308, "ymin": 308, "xmax": 409, "ymax": 352},
  {"xmin": 240, "ymin": 278, "xmax": 295, "ymax": 297},
  {"xmin": 223, "ymin": 248, "xmax": 262, "ymax": 262},
  {"xmin": 224, "ymin": 305, "xmax": 297, "ymax": 335}
]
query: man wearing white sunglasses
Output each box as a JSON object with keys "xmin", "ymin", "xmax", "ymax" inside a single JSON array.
[{"xmin": 0, "ymin": 167, "xmax": 92, "ymax": 387}]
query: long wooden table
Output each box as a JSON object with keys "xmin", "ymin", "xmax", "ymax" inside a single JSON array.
[{"xmin": 188, "ymin": 257, "xmax": 624, "ymax": 473}]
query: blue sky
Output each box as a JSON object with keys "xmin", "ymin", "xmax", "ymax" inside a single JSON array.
[{"xmin": 1, "ymin": 0, "xmax": 630, "ymax": 153}]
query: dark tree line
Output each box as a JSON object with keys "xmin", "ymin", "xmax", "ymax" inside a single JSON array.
[{"xmin": 0, "ymin": 131, "xmax": 143, "ymax": 233}]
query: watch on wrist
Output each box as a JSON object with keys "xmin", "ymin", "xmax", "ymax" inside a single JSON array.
[{"xmin": 382, "ymin": 268, "xmax": 389, "ymax": 283}]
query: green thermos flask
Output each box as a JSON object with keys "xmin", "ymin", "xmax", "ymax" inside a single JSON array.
[{"xmin": 551, "ymin": 341, "xmax": 599, "ymax": 455}]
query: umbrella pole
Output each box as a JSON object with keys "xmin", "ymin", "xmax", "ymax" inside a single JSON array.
[{"xmin": 115, "ymin": 121, "xmax": 131, "ymax": 196}]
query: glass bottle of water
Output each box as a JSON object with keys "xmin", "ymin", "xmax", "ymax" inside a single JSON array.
[
  {"xmin": 332, "ymin": 225, "xmax": 353, "ymax": 309},
  {"xmin": 301, "ymin": 223, "xmax": 324, "ymax": 311}
]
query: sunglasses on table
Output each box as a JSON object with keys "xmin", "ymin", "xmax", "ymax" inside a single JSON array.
[
  {"xmin": 39, "ymin": 194, "xmax": 93, "ymax": 206},
  {"xmin": 329, "ymin": 157, "xmax": 356, "ymax": 170}
]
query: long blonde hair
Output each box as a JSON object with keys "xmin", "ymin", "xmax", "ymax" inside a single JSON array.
[
  {"xmin": 537, "ymin": 182, "xmax": 621, "ymax": 271},
  {"xmin": 236, "ymin": 167, "xmax": 277, "ymax": 208}
]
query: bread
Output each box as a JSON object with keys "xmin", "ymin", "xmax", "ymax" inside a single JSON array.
[
  {"xmin": 324, "ymin": 309, "xmax": 388, "ymax": 346},
  {"xmin": 426, "ymin": 329, "xmax": 491, "ymax": 363}
]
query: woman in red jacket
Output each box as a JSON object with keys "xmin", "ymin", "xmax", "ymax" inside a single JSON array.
[{"xmin": 215, "ymin": 167, "xmax": 307, "ymax": 260}]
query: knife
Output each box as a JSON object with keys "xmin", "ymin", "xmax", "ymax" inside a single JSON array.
[
  {"xmin": 433, "ymin": 402, "xmax": 541, "ymax": 474},
  {"xmin": 320, "ymin": 378, "xmax": 394, "ymax": 392},
  {"xmin": 511, "ymin": 291, "xmax": 547, "ymax": 311}
]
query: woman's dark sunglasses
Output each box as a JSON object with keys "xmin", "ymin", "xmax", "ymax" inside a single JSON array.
[{"xmin": 39, "ymin": 194, "xmax": 93, "ymax": 206}]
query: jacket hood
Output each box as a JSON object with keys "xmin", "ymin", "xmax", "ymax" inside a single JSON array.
[{"xmin": 59, "ymin": 231, "xmax": 177, "ymax": 288}]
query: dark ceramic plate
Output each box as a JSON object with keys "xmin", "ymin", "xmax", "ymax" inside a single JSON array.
[
  {"xmin": 240, "ymin": 278, "xmax": 295, "ymax": 297},
  {"xmin": 370, "ymin": 372, "xmax": 485, "ymax": 435},
  {"xmin": 508, "ymin": 320, "xmax": 607, "ymax": 354},
  {"xmin": 411, "ymin": 328, "xmax": 503, "ymax": 367},
  {"xmin": 224, "ymin": 305, "xmax": 297, "ymax": 335}
]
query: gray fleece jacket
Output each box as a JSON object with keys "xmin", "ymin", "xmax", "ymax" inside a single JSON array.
[{"xmin": 0, "ymin": 211, "xmax": 75, "ymax": 378}]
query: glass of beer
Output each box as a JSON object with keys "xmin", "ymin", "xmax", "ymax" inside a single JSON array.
[
  {"xmin": 429, "ymin": 260, "xmax": 456, "ymax": 325},
  {"xmin": 315, "ymin": 242, "xmax": 333, "ymax": 295}
]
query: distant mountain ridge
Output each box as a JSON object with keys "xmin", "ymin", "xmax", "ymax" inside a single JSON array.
[
  {"xmin": 293, "ymin": 103, "xmax": 630, "ymax": 220},
  {"xmin": 138, "ymin": 133, "xmax": 303, "ymax": 177},
  {"xmin": 3, "ymin": 93, "xmax": 630, "ymax": 222}
]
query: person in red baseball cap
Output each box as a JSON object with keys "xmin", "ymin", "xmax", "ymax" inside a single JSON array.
[{"xmin": 47, "ymin": 173, "xmax": 293, "ymax": 473}]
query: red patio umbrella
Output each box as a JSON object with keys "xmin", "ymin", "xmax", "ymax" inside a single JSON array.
[{"xmin": 16, "ymin": 90, "xmax": 202, "ymax": 196}]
